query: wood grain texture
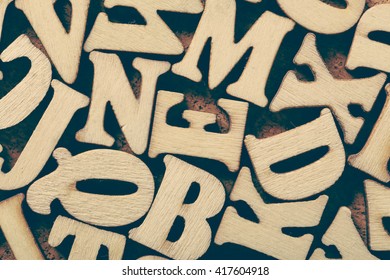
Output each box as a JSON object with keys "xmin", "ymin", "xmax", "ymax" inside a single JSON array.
[
  {"xmin": 138, "ymin": 255, "xmax": 168, "ymax": 260},
  {"xmin": 310, "ymin": 207, "xmax": 377, "ymax": 260},
  {"xmin": 76, "ymin": 51, "xmax": 170, "ymax": 155},
  {"xmin": 0, "ymin": 194, "xmax": 44, "ymax": 260},
  {"xmin": 0, "ymin": 0, "xmax": 12, "ymax": 41},
  {"xmin": 0, "ymin": 80, "xmax": 89, "ymax": 191},
  {"xmin": 84, "ymin": 0, "xmax": 203, "ymax": 54},
  {"xmin": 270, "ymin": 33, "xmax": 386, "ymax": 144},
  {"xmin": 349, "ymin": 86, "xmax": 390, "ymax": 183},
  {"xmin": 149, "ymin": 90, "xmax": 248, "ymax": 172},
  {"xmin": 276, "ymin": 0, "xmax": 365, "ymax": 34},
  {"xmin": 15, "ymin": 0, "xmax": 90, "ymax": 84},
  {"xmin": 172, "ymin": 0, "xmax": 295, "ymax": 107},
  {"xmin": 0, "ymin": 35, "xmax": 52, "ymax": 129},
  {"xmin": 215, "ymin": 167, "xmax": 328, "ymax": 260},
  {"xmin": 245, "ymin": 109, "xmax": 345, "ymax": 200},
  {"xmin": 129, "ymin": 155, "xmax": 225, "ymax": 260},
  {"xmin": 347, "ymin": 4, "xmax": 390, "ymax": 72},
  {"xmin": 27, "ymin": 148, "xmax": 154, "ymax": 227},
  {"xmin": 49, "ymin": 216, "xmax": 125, "ymax": 260},
  {"xmin": 365, "ymin": 180, "xmax": 390, "ymax": 251}
]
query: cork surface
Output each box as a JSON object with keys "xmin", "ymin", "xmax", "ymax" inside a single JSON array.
[{"xmin": 0, "ymin": 0, "xmax": 389, "ymax": 259}]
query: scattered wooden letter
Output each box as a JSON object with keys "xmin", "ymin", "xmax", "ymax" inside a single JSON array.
[
  {"xmin": 0, "ymin": 80, "xmax": 89, "ymax": 191},
  {"xmin": 138, "ymin": 256, "xmax": 168, "ymax": 260},
  {"xmin": 0, "ymin": 35, "xmax": 52, "ymax": 129},
  {"xmin": 15, "ymin": 0, "xmax": 90, "ymax": 84},
  {"xmin": 215, "ymin": 167, "xmax": 328, "ymax": 260},
  {"xmin": 149, "ymin": 91, "xmax": 248, "ymax": 172},
  {"xmin": 0, "ymin": 0, "xmax": 12, "ymax": 41},
  {"xmin": 84, "ymin": 0, "xmax": 203, "ymax": 55},
  {"xmin": 172, "ymin": 0, "xmax": 294, "ymax": 107},
  {"xmin": 27, "ymin": 148, "xmax": 154, "ymax": 227},
  {"xmin": 310, "ymin": 207, "xmax": 377, "ymax": 260},
  {"xmin": 347, "ymin": 4, "xmax": 390, "ymax": 73},
  {"xmin": 49, "ymin": 216, "xmax": 126, "ymax": 260},
  {"xmin": 245, "ymin": 109, "xmax": 345, "ymax": 200},
  {"xmin": 0, "ymin": 194, "xmax": 44, "ymax": 260},
  {"xmin": 276, "ymin": 0, "xmax": 365, "ymax": 34},
  {"xmin": 365, "ymin": 180, "xmax": 390, "ymax": 251},
  {"xmin": 129, "ymin": 155, "xmax": 225, "ymax": 260},
  {"xmin": 270, "ymin": 33, "xmax": 386, "ymax": 144},
  {"xmin": 76, "ymin": 51, "xmax": 170, "ymax": 154},
  {"xmin": 348, "ymin": 86, "xmax": 390, "ymax": 183}
]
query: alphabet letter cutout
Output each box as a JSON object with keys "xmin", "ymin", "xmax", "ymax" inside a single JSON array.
[
  {"xmin": 15, "ymin": 0, "xmax": 90, "ymax": 84},
  {"xmin": 76, "ymin": 52, "xmax": 170, "ymax": 154},
  {"xmin": 0, "ymin": 194, "xmax": 43, "ymax": 260},
  {"xmin": 149, "ymin": 91, "xmax": 248, "ymax": 172},
  {"xmin": 270, "ymin": 33, "xmax": 386, "ymax": 144},
  {"xmin": 310, "ymin": 207, "xmax": 377, "ymax": 260},
  {"xmin": 0, "ymin": 35, "xmax": 52, "ymax": 129},
  {"xmin": 129, "ymin": 155, "xmax": 225, "ymax": 260},
  {"xmin": 347, "ymin": 4, "xmax": 390, "ymax": 73},
  {"xmin": 84, "ymin": 0, "xmax": 203, "ymax": 55},
  {"xmin": 349, "ymin": 87, "xmax": 390, "ymax": 183},
  {"xmin": 27, "ymin": 148, "xmax": 154, "ymax": 227},
  {"xmin": 172, "ymin": 0, "xmax": 294, "ymax": 107},
  {"xmin": 365, "ymin": 180, "xmax": 390, "ymax": 251},
  {"xmin": 0, "ymin": 0, "xmax": 12, "ymax": 41},
  {"xmin": 0, "ymin": 80, "xmax": 89, "ymax": 191},
  {"xmin": 49, "ymin": 216, "xmax": 125, "ymax": 260},
  {"xmin": 245, "ymin": 109, "xmax": 345, "ymax": 200},
  {"xmin": 276, "ymin": 0, "xmax": 365, "ymax": 34},
  {"xmin": 215, "ymin": 167, "xmax": 328, "ymax": 260}
]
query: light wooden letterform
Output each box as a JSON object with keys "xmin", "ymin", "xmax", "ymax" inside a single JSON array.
[
  {"xmin": 347, "ymin": 4, "xmax": 390, "ymax": 73},
  {"xmin": 365, "ymin": 180, "xmax": 390, "ymax": 251},
  {"xmin": 49, "ymin": 216, "xmax": 126, "ymax": 260},
  {"xmin": 310, "ymin": 207, "xmax": 377, "ymax": 260},
  {"xmin": 76, "ymin": 51, "xmax": 170, "ymax": 154},
  {"xmin": 15, "ymin": 0, "xmax": 90, "ymax": 84},
  {"xmin": 129, "ymin": 155, "xmax": 225, "ymax": 260},
  {"xmin": 0, "ymin": 194, "xmax": 44, "ymax": 260},
  {"xmin": 215, "ymin": 167, "xmax": 328, "ymax": 260},
  {"xmin": 148, "ymin": 91, "xmax": 248, "ymax": 172},
  {"xmin": 270, "ymin": 33, "xmax": 386, "ymax": 144},
  {"xmin": 245, "ymin": 109, "xmax": 345, "ymax": 200},
  {"xmin": 172, "ymin": 0, "xmax": 294, "ymax": 107},
  {"xmin": 348, "ymin": 86, "xmax": 390, "ymax": 183},
  {"xmin": 27, "ymin": 148, "xmax": 154, "ymax": 227},
  {"xmin": 84, "ymin": 0, "xmax": 203, "ymax": 55},
  {"xmin": 0, "ymin": 80, "xmax": 89, "ymax": 191},
  {"xmin": 0, "ymin": 0, "xmax": 12, "ymax": 41},
  {"xmin": 276, "ymin": 0, "xmax": 365, "ymax": 34},
  {"xmin": 0, "ymin": 35, "xmax": 52, "ymax": 129}
]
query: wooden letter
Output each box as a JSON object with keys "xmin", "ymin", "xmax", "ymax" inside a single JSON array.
[
  {"xmin": 276, "ymin": 0, "xmax": 365, "ymax": 34},
  {"xmin": 215, "ymin": 167, "xmax": 328, "ymax": 260},
  {"xmin": 27, "ymin": 148, "xmax": 154, "ymax": 227},
  {"xmin": 49, "ymin": 216, "xmax": 125, "ymax": 260},
  {"xmin": 84, "ymin": 0, "xmax": 203, "ymax": 55},
  {"xmin": 365, "ymin": 180, "xmax": 390, "ymax": 251},
  {"xmin": 245, "ymin": 109, "xmax": 345, "ymax": 200},
  {"xmin": 0, "ymin": 194, "xmax": 44, "ymax": 260},
  {"xmin": 347, "ymin": 4, "xmax": 390, "ymax": 73},
  {"xmin": 129, "ymin": 155, "xmax": 225, "ymax": 260},
  {"xmin": 149, "ymin": 91, "xmax": 248, "ymax": 172},
  {"xmin": 172, "ymin": 0, "xmax": 294, "ymax": 107},
  {"xmin": 349, "ymin": 87, "xmax": 390, "ymax": 183},
  {"xmin": 0, "ymin": 35, "xmax": 52, "ymax": 129},
  {"xmin": 76, "ymin": 52, "xmax": 170, "ymax": 154},
  {"xmin": 0, "ymin": 80, "xmax": 89, "ymax": 191},
  {"xmin": 310, "ymin": 207, "xmax": 377, "ymax": 260},
  {"xmin": 0, "ymin": 0, "xmax": 12, "ymax": 41},
  {"xmin": 15, "ymin": 0, "xmax": 90, "ymax": 84},
  {"xmin": 270, "ymin": 33, "xmax": 386, "ymax": 144}
]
